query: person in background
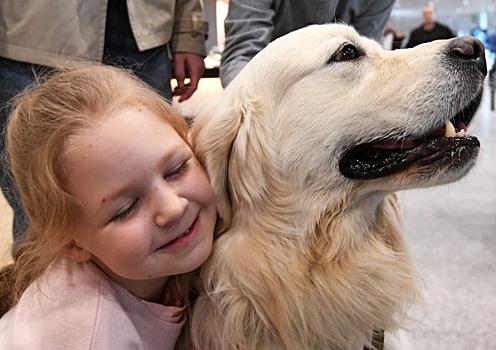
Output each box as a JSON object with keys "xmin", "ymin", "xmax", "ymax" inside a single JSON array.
[
  {"xmin": 219, "ymin": 0, "xmax": 396, "ymax": 87},
  {"xmin": 0, "ymin": 64, "xmax": 217, "ymax": 349},
  {"xmin": 0, "ymin": 0, "xmax": 209, "ymax": 244},
  {"xmin": 405, "ymin": 5, "xmax": 455, "ymax": 48}
]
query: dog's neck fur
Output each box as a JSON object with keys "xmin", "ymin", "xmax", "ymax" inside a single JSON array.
[
  {"xmin": 193, "ymin": 182, "xmax": 419, "ymax": 350},
  {"xmin": 192, "ymin": 87, "xmax": 419, "ymax": 349}
]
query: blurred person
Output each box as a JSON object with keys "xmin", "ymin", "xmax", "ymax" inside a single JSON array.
[
  {"xmin": 405, "ymin": 5, "xmax": 454, "ymax": 48},
  {"xmin": 382, "ymin": 21, "xmax": 405, "ymax": 50},
  {"xmin": 219, "ymin": 0, "xmax": 396, "ymax": 87},
  {"xmin": 0, "ymin": 0, "xmax": 209, "ymax": 244}
]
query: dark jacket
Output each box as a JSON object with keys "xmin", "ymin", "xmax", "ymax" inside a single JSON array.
[{"xmin": 406, "ymin": 22, "xmax": 455, "ymax": 48}]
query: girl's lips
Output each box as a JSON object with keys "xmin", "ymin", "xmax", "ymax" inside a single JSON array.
[{"xmin": 155, "ymin": 216, "xmax": 200, "ymax": 251}]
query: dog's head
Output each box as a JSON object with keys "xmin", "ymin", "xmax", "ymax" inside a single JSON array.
[{"xmin": 192, "ymin": 24, "xmax": 486, "ymax": 231}]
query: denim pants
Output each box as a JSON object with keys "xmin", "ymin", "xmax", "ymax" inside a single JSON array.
[
  {"xmin": 103, "ymin": 0, "xmax": 173, "ymax": 101},
  {"xmin": 0, "ymin": 0, "xmax": 172, "ymax": 244}
]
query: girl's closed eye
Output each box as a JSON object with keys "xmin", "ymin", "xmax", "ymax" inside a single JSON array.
[
  {"xmin": 110, "ymin": 160, "xmax": 190, "ymax": 223},
  {"xmin": 165, "ymin": 159, "xmax": 190, "ymax": 180},
  {"xmin": 112, "ymin": 199, "xmax": 139, "ymax": 223}
]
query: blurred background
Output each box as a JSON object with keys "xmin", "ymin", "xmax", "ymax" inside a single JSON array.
[
  {"xmin": 202, "ymin": 0, "xmax": 496, "ymax": 66},
  {"xmin": 390, "ymin": 0, "xmax": 494, "ymax": 38},
  {"xmin": 172, "ymin": 0, "xmax": 496, "ymax": 117}
]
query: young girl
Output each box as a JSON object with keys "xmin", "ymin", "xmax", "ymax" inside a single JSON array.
[{"xmin": 0, "ymin": 64, "xmax": 217, "ymax": 349}]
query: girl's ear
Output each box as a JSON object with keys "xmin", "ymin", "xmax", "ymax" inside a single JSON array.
[{"xmin": 60, "ymin": 240, "xmax": 92, "ymax": 262}]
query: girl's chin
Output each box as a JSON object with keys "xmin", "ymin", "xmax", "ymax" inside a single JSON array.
[{"xmin": 184, "ymin": 239, "xmax": 214, "ymax": 272}]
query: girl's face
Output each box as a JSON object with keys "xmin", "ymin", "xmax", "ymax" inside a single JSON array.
[{"xmin": 63, "ymin": 106, "xmax": 216, "ymax": 300}]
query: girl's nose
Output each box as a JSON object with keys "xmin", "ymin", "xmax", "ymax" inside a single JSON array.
[{"xmin": 154, "ymin": 185, "xmax": 188, "ymax": 227}]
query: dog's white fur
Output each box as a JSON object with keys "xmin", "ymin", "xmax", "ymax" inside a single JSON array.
[{"xmin": 190, "ymin": 24, "xmax": 484, "ymax": 350}]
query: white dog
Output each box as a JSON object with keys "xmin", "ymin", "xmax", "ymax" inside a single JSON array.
[{"xmin": 190, "ymin": 24, "xmax": 486, "ymax": 350}]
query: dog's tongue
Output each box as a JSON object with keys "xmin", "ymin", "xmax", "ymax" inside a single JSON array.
[{"xmin": 456, "ymin": 121, "xmax": 468, "ymax": 131}]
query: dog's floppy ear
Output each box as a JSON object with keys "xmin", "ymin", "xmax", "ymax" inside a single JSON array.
[
  {"xmin": 191, "ymin": 87, "xmax": 277, "ymax": 234},
  {"xmin": 191, "ymin": 95, "xmax": 241, "ymax": 233}
]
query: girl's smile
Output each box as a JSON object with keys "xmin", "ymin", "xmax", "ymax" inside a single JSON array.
[{"xmin": 154, "ymin": 215, "xmax": 200, "ymax": 251}]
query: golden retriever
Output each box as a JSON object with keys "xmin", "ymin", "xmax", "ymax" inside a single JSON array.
[{"xmin": 190, "ymin": 24, "xmax": 487, "ymax": 350}]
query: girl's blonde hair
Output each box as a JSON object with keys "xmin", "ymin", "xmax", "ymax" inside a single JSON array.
[{"xmin": 4, "ymin": 63, "xmax": 191, "ymax": 306}]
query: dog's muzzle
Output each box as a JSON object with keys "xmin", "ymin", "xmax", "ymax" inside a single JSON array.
[{"xmin": 339, "ymin": 36, "xmax": 486, "ymax": 180}]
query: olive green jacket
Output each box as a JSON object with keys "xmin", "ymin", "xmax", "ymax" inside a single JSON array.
[{"xmin": 0, "ymin": 0, "xmax": 209, "ymax": 67}]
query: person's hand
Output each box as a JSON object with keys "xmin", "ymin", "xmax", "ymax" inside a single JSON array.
[{"xmin": 173, "ymin": 52, "xmax": 205, "ymax": 102}]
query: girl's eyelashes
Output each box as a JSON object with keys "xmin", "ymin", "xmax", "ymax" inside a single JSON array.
[
  {"xmin": 110, "ymin": 159, "xmax": 191, "ymax": 223},
  {"xmin": 164, "ymin": 159, "xmax": 190, "ymax": 180},
  {"xmin": 111, "ymin": 199, "xmax": 139, "ymax": 223}
]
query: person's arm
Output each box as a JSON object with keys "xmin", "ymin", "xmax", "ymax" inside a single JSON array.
[
  {"xmin": 171, "ymin": 0, "xmax": 209, "ymax": 102},
  {"xmin": 219, "ymin": 0, "xmax": 275, "ymax": 87},
  {"xmin": 336, "ymin": 0, "xmax": 396, "ymax": 41},
  {"xmin": 392, "ymin": 30, "xmax": 405, "ymax": 50}
]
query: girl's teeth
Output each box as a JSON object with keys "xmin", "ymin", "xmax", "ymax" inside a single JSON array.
[{"xmin": 180, "ymin": 226, "xmax": 192, "ymax": 237}]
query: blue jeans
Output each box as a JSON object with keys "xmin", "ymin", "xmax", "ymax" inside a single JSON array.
[
  {"xmin": 103, "ymin": 0, "xmax": 172, "ymax": 101},
  {"xmin": 0, "ymin": 0, "xmax": 172, "ymax": 244}
]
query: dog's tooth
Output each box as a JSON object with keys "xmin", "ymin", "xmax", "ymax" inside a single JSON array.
[{"xmin": 444, "ymin": 121, "xmax": 456, "ymax": 137}]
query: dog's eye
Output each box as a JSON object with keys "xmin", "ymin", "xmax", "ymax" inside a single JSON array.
[{"xmin": 329, "ymin": 44, "xmax": 361, "ymax": 62}]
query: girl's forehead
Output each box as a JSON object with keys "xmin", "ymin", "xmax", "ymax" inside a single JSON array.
[{"xmin": 62, "ymin": 108, "xmax": 189, "ymax": 196}]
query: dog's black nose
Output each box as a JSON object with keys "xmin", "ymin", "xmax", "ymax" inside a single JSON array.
[{"xmin": 449, "ymin": 37, "xmax": 487, "ymax": 76}]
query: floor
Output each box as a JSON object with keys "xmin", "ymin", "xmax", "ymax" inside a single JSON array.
[{"xmin": 0, "ymin": 76, "xmax": 495, "ymax": 349}]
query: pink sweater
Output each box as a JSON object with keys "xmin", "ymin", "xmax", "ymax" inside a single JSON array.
[{"xmin": 0, "ymin": 259, "xmax": 185, "ymax": 349}]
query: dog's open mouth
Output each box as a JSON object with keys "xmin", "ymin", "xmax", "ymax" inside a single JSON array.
[{"xmin": 339, "ymin": 93, "xmax": 482, "ymax": 180}]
